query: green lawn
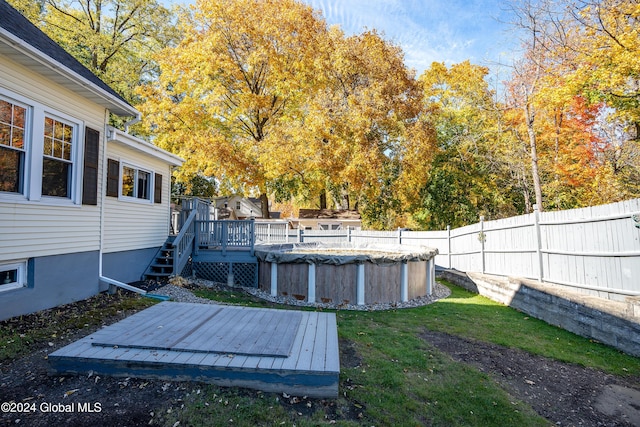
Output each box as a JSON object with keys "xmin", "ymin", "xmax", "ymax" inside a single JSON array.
[
  {"xmin": 159, "ymin": 281, "xmax": 640, "ymax": 426},
  {"xmin": 3, "ymin": 281, "xmax": 638, "ymax": 426}
]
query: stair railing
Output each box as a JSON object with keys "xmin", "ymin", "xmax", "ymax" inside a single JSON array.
[{"xmin": 172, "ymin": 208, "xmax": 198, "ymax": 276}]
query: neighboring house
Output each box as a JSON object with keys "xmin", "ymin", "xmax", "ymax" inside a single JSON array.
[
  {"xmin": 292, "ymin": 209, "xmax": 362, "ymax": 230},
  {"xmin": 0, "ymin": 1, "xmax": 183, "ymax": 321},
  {"xmin": 214, "ymin": 196, "xmax": 264, "ymax": 219}
]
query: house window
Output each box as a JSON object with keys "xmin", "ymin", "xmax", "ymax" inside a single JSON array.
[
  {"xmin": 0, "ymin": 98, "xmax": 27, "ymax": 193},
  {"xmin": 0, "ymin": 261, "xmax": 26, "ymax": 292},
  {"xmin": 235, "ymin": 201, "xmax": 241, "ymax": 210},
  {"xmin": 121, "ymin": 164, "xmax": 152, "ymax": 201},
  {"xmin": 0, "ymin": 90, "xmax": 83, "ymax": 204},
  {"xmin": 42, "ymin": 116, "xmax": 74, "ymax": 198},
  {"xmin": 319, "ymin": 223, "xmax": 342, "ymax": 230}
]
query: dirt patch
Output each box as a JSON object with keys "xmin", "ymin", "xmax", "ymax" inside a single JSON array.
[{"xmin": 421, "ymin": 329, "xmax": 640, "ymax": 427}]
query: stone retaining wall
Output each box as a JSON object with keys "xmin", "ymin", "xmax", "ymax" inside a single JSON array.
[{"xmin": 439, "ymin": 270, "xmax": 640, "ymax": 358}]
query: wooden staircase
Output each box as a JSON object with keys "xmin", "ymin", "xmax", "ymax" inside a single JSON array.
[
  {"xmin": 142, "ymin": 198, "xmax": 259, "ymax": 287},
  {"xmin": 143, "ymin": 237, "xmax": 176, "ymax": 281}
]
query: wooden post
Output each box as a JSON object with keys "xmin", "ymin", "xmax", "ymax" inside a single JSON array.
[
  {"xmin": 357, "ymin": 263, "xmax": 365, "ymax": 305},
  {"xmin": 222, "ymin": 221, "xmax": 228, "ymax": 255}
]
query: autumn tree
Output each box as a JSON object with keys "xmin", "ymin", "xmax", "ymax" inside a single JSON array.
[
  {"xmin": 302, "ymin": 28, "xmax": 433, "ymax": 228},
  {"xmin": 504, "ymin": 0, "xmax": 640, "ymax": 210},
  {"xmin": 139, "ymin": 1, "xmax": 435, "ymax": 227},
  {"xmin": 138, "ymin": 0, "xmax": 331, "ymax": 218},
  {"xmin": 412, "ymin": 61, "xmax": 519, "ymax": 229}
]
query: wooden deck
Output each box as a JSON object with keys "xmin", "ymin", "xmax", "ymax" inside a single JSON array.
[{"xmin": 48, "ymin": 302, "xmax": 340, "ymax": 398}]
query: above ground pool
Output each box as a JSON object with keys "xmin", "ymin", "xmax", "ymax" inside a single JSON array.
[{"xmin": 255, "ymin": 242, "xmax": 438, "ymax": 306}]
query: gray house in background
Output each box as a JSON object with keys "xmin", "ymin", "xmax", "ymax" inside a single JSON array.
[{"xmin": 0, "ymin": 0, "xmax": 183, "ymax": 321}]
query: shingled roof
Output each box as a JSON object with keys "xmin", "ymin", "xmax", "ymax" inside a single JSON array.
[{"xmin": 0, "ymin": 0, "xmax": 138, "ymax": 117}]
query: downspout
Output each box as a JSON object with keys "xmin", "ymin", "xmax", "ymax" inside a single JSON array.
[
  {"xmin": 97, "ymin": 111, "xmax": 109, "ymax": 287},
  {"xmin": 98, "ymin": 115, "xmax": 168, "ymax": 301},
  {"xmin": 123, "ymin": 113, "xmax": 141, "ymax": 133}
]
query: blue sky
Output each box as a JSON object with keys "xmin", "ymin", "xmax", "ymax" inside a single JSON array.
[
  {"xmin": 168, "ymin": 0, "xmax": 521, "ymax": 79},
  {"xmin": 302, "ymin": 0, "xmax": 520, "ymax": 77}
]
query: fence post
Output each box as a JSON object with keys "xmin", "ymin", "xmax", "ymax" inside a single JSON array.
[
  {"xmin": 397, "ymin": 227, "xmax": 402, "ymax": 245},
  {"xmin": 534, "ymin": 204, "xmax": 544, "ymax": 282},
  {"xmin": 447, "ymin": 225, "xmax": 451, "ymax": 269},
  {"xmin": 479, "ymin": 216, "xmax": 485, "ymax": 273},
  {"xmin": 297, "ymin": 228, "xmax": 303, "ymax": 243},
  {"xmin": 348, "ymin": 227, "xmax": 352, "ymax": 243}
]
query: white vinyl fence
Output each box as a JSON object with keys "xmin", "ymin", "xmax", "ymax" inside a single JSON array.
[{"xmin": 255, "ymin": 199, "xmax": 640, "ymax": 300}]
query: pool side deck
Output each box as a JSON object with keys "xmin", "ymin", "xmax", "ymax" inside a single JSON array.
[{"xmin": 48, "ymin": 302, "xmax": 340, "ymax": 398}]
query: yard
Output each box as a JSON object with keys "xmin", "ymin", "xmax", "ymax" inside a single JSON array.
[{"xmin": 1, "ymin": 280, "xmax": 639, "ymax": 426}]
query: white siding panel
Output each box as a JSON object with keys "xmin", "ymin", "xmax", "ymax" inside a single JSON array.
[
  {"xmin": 103, "ymin": 143, "xmax": 172, "ymax": 253},
  {"xmin": 0, "ymin": 56, "xmax": 105, "ymax": 262}
]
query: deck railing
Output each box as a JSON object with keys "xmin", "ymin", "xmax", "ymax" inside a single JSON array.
[{"xmin": 195, "ymin": 220, "xmax": 255, "ymax": 255}]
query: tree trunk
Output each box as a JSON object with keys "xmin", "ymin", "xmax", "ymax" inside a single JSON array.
[
  {"xmin": 524, "ymin": 103, "xmax": 544, "ymax": 211},
  {"xmin": 319, "ymin": 190, "xmax": 327, "ymax": 209},
  {"xmin": 260, "ymin": 193, "xmax": 271, "ymax": 219}
]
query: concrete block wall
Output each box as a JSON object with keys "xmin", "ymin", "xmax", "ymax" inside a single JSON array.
[{"xmin": 439, "ymin": 269, "xmax": 640, "ymax": 358}]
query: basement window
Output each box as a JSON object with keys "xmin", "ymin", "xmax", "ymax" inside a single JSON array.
[{"xmin": 0, "ymin": 261, "xmax": 26, "ymax": 292}]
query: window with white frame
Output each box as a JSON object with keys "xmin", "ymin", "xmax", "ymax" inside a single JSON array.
[
  {"xmin": 42, "ymin": 115, "xmax": 74, "ymax": 198},
  {"xmin": 235, "ymin": 201, "xmax": 241, "ymax": 210},
  {"xmin": 0, "ymin": 261, "xmax": 27, "ymax": 292},
  {"xmin": 0, "ymin": 98, "xmax": 27, "ymax": 193},
  {"xmin": 0, "ymin": 91, "xmax": 82, "ymax": 204},
  {"xmin": 319, "ymin": 223, "xmax": 342, "ymax": 230},
  {"xmin": 121, "ymin": 164, "xmax": 152, "ymax": 201}
]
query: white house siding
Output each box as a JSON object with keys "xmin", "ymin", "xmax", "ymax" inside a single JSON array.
[
  {"xmin": 102, "ymin": 142, "xmax": 172, "ymax": 254},
  {"xmin": 0, "ymin": 55, "xmax": 106, "ymax": 263}
]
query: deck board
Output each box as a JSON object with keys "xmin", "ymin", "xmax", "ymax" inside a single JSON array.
[{"xmin": 48, "ymin": 302, "xmax": 339, "ymax": 398}]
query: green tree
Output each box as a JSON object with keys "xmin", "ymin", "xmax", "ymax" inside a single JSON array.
[
  {"xmin": 8, "ymin": 0, "xmax": 179, "ymax": 106},
  {"xmin": 413, "ymin": 61, "xmax": 521, "ymax": 229}
]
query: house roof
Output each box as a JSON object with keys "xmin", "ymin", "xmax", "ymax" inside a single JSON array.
[
  {"xmin": 298, "ymin": 209, "xmax": 361, "ymax": 220},
  {"xmin": 0, "ymin": 0, "xmax": 138, "ymax": 118}
]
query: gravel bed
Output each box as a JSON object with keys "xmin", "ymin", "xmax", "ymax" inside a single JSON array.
[{"xmin": 154, "ymin": 278, "xmax": 451, "ymax": 311}]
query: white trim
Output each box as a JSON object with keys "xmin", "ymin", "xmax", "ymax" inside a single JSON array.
[
  {"xmin": 107, "ymin": 127, "xmax": 183, "ymax": 166},
  {"xmin": 118, "ymin": 161, "xmax": 154, "ymax": 204}
]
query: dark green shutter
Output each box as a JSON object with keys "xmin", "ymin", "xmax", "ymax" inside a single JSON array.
[
  {"xmin": 154, "ymin": 173, "xmax": 163, "ymax": 204},
  {"xmin": 82, "ymin": 127, "xmax": 99, "ymax": 205},
  {"xmin": 106, "ymin": 159, "xmax": 119, "ymax": 197}
]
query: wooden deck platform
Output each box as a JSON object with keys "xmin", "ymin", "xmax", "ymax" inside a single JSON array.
[{"xmin": 48, "ymin": 302, "xmax": 340, "ymax": 398}]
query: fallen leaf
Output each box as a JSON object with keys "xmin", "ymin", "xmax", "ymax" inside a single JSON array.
[{"xmin": 64, "ymin": 389, "xmax": 79, "ymax": 398}]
